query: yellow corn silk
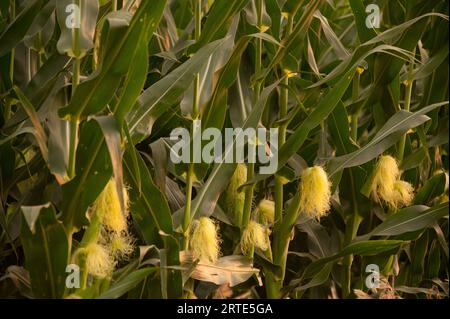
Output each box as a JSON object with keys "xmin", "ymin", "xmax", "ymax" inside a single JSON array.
[
  {"xmin": 393, "ymin": 180, "xmax": 414, "ymax": 208},
  {"xmin": 370, "ymin": 155, "xmax": 400, "ymax": 206},
  {"xmin": 299, "ymin": 166, "xmax": 331, "ymax": 219},
  {"xmin": 371, "ymin": 155, "xmax": 415, "ymax": 209},
  {"xmin": 189, "ymin": 217, "xmax": 221, "ymax": 263},
  {"xmin": 94, "ymin": 179, "xmax": 130, "ymax": 234},
  {"xmin": 83, "ymin": 243, "xmax": 114, "ymax": 278},
  {"xmin": 241, "ymin": 220, "xmax": 270, "ymax": 254},
  {"xmin": 110, "ymin": 232, "xmax": 134, "ymax": 259},
  {"xmin": 256, "ymin": 199, "xmax": 275, "ymax": 225},
  {"xmin": 79, "ymin": 179, "xmax": 134, "ymax": 278}
]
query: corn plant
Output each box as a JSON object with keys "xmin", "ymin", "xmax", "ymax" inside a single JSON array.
[{"xmin": 0, "ymin": 0, "xmax": 448, "ymax": 299}]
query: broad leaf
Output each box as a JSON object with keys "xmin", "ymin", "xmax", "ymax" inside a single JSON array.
[{"xmin": 21, "ymin": 203, "xmax": 68, "ymax": 298}]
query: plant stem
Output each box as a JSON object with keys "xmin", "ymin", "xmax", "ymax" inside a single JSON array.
[
  {"xmin": 112, "ymin": 0, "xmax": 117, "ymax": 11},
  {"xmin": 183, "ymin": 0, "xmax": 202, "ymax": 249},
  {"xmin": 242, "ymin": 0, "xmax": 264, "ymax": 235},
  {"xmin": 66, "ymin": 229, "xmax": 74, "ymax": 265},
  {"xmin": 274, "ymin": 19, "xmax": 293, "ymax": 227},
  {"xmin": 27, "ymin": 48, "xmax": 32, "ymax": 82},
  {"xmin": 342, "ymin": 69, "xmax": 364, "ymax": 298},
  {"xmin": 265, "ymin": 14, "xmax": 294, "ymax": 299},
  {"xmin": 63, "ymin": 228, "xmax": 75, "ymax": 297},
  {"xmin": 183, "ymin": 164, "xmax": 195, "ymax": 249},
  {"xmin": 350, "ymin": 70, "xmax": 361, "ymax": 142},
  {"xmin": 265, "ymin": 12, "xmax": 294, "ymax": 299},
  {"xmin": 397, "ymin": 50, "xmax": 415, "ymax": 162},
  {"xmin": 68, "ymin": 59, "xmax": 80, "ymax": 179},
  {"xmin": 274, "ymin": 177, "xmax": 284, "ymax": 225},
  {"xmin": 67, "ymin": 9, "xmax": 83, "ymax": 179},
  {"xmin": 341, "ymin": 213, "xmax": 362, "ymax": 298},
  {"xmin": 267, "ymin": 192, "xmax": 302, "ymax": 298},
  {"xmin": 67, "ymin": 119, "xmax": 79, "ymax": 178},
  {"xmin": 242, "ymin": 163, "xmax": 255, "ymax": 231},
  {"xmin": 274, "ymin": 14, "xmax": 293, "ymax": 231}
]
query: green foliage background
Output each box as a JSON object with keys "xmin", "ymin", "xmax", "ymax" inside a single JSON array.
[{"xmin": 0, "ymin": 0, "xmax": 448, "ymax": 299}]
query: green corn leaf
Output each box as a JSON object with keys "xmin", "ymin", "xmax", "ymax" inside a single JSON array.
[
  {"xmin": 99, "ymin": 267, "xmax": 157, "ymax": 299},
  {"xmin": 21, "ymin": 203, "xmax": 68, "ymax": 298},
  {"xmin": 59, "ymin": 0, "xmax": 166, "ymax": 119},
  {"xmin": 61, "ymin": 119, "xmax": 113, "ymax": 231},
  {"xmin": 55, "ymin": 0, "xmax": 99, "ymax": 59},
  {"xmin": 327, "ymin": 102, "xmax": 449, "ymax": 178},
  {"xmin": 0, "ymin": 0, "xmax": 48, "ymax": 57},
  {"xmin": 356, "ymin": 203, "xmax": 449, "ymax": 241},
  {"xmin": 127, "ymin": 38, "xmax": 227, "ymax": 143}
]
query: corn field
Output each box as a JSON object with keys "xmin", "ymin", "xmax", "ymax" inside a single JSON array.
[{"xmin": 0, "ymin": 0, "xmax": 448, "ymax": 300}]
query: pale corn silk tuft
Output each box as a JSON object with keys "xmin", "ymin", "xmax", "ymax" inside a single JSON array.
[
  {"xmin": 79, "ymin": 179, "xmax": 134, "ymax": 278},
  {"xmin": 83, "ymin": 243, "xmax": 114, "ymax": 278},
  {"xmin": 371, "ymin": 155, "xmax": 414, "ymax": 209},
  {"xmin": 110, "ymin": 232, "xmax": 135, "ymax": 259},
  {"xmin": 393, "ymin": 180, "xmax": 414, "ymax": 207},
  {"xmin": 189, "ymin": 217, "xmax": 221, "ymax": 263},
  {"xmin": 241, "ymin": 221, "xmax": 270, "ymax": 254},
  {"xmin": 256, "ymin": 199, "xmax": 275, "ymax": 225},
  {"xmin": 224, "ymin": 164, "xmax": 247, "ymax": 224},
  {"xmin": 299, "ymin": 166, "xmax": 332, "ymax": 219},
  {"xmin": 94, "ymin": 179, "xmax": 130, "ymax": 233},
  {"xmin": 371, "ymin": 155, "xmax": 400, "ymax": 205}
]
